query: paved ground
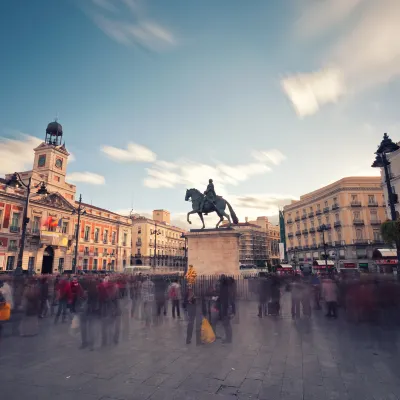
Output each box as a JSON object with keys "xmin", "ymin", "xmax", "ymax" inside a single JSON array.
[{"xmin": 2, "ymin": 293, "xmax": 400, "ymax": 400}]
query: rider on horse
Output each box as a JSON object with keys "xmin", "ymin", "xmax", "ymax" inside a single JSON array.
[{"xmin": 199, "ymin": 179, "xmax": 217, "ymax": 214}]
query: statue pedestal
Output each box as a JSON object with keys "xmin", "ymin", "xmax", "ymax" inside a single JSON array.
[{"xmin": 185, "ymin": 228, "xmax": 241, "ymax": 275}]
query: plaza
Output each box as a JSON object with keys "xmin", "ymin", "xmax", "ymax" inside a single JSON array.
[{"xmin": 2, "ymin": 294, "xmax": 400, "ymax": 400}]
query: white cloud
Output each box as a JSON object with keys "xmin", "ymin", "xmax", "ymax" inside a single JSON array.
[
  {"xmin": 67, "ymin": 172, "xmax": 105, "ymax": 185},
  {"xmin": 0, "ymin": 133, "xmax": 42, "ymax": 176},
  {"xmin": 283, "ymin": 0, "xmax": 400, "ymax": 116},
  {"xmin": 281, "ymin": 68, "xmax": 346, "ymax": 117},
  {"xmin": 86, "ymin": 0, "xmax": 176, "ymax": 51},
  {"xmin": 101, "ymin": 142, "xmax": 157, "ymax": 163},
  {"xmin": 251, "ymin": 149, "xmax": 287, "ymax": 166}
]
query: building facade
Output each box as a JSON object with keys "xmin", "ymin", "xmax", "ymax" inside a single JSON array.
[
  {"xmin": 131, "ymin": 210, "xmax": 187, "ymax": 269},
  {"xmin": 0, "ymin": 121, "xmax": 132, "ymax": 273},
  {"xmin": 284, "ymin": 177, "xmax": 387, "ymax": 272},
  {"xmin": 223, "ymin": 216, "xmax": 281, "ymax": 266}
]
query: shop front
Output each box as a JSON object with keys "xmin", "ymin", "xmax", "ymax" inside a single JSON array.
[{"xmin": 372, "ymin": 248, "xmax": 398, "ymax": 274}]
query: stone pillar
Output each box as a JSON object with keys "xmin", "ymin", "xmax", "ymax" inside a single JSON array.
[{"xmin": 185, "ymin": 228, "xmax": 241, "ymax": 275}]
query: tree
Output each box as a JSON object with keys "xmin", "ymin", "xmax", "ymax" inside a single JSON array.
[{"xmin": 381, "ymin": 220, "xmax": 400, "ymax": 246}]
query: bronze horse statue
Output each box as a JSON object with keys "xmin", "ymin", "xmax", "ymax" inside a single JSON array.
[{"xmin": 185, "ymin": 188, "xmax": 239, "ymax": 229}]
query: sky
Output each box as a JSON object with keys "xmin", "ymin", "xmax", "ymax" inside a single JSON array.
[{"xmin": 1, "ymin": 0, "xmax": 400, "ymax": 229}]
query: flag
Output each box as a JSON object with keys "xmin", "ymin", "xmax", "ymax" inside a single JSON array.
[{"xmin": 57, "ymin": 218, "xmax": 63, "ymax": 228}]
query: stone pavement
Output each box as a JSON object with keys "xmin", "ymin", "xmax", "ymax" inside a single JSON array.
[{"xmin": 2, "ymin": 293, "xmax": 400, "ymax": 400}]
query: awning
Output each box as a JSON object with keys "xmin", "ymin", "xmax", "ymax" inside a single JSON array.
[
  {"xmin": 372, "ymin": 248, "xmax": 396, "ymax": 259},
  {"xmin": 313, "ymin": 260, "xmax": 335, "ymax": 267},
  {"xmin": 279, "ymin": 264, "xmax": 293, "ymax": 269}
]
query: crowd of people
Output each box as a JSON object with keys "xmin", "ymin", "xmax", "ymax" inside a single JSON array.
[
  {"xmin": 0, "ymin": 272, "xmax": 237, "ymax": 348},
  {"xmin": 2, "ymin": 271, "xmax": 400, "ymax": 348}
]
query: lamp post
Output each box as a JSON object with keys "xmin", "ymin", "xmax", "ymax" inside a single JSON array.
[
  {"xmin": 72, "ymin": 194, "xmax": 86, "ymax": 274},
  {"xmin": 372, "ymin": 133, "xmax": 400, "ymax": 275},
  {"xmin": 150, "ymin": 223, "xmax": 161, "ymax": 268},
  {"xmin": 318, "ymin": 224, "xmax": 329, "ymax": 272},
  {"xmin": 5, "ymin": 173, "xmax": 49, "ymax": 275},
  {"xmin": 180, "ymin": 233, "xmax": 188, "ymax": 274}
]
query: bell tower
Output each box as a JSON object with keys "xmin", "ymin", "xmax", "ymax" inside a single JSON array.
[{"xmin": 31, "ymin": 120, "xmax": 76, "ymax": 202}]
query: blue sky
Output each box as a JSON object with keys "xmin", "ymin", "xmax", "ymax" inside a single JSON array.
[{"xmin": 1, "ymin": 0, "xmax": 400, "ymax": 227}]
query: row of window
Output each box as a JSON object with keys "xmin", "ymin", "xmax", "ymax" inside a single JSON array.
[
  {"xmin": 287, "ymin": 194, "xmax": 383, "ymax": 219},
  {"xmin": 136, "ymin": 225, "xmax": 182, "ymax": 239}
]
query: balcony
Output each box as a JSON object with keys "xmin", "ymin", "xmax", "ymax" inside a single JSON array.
[
  {"xmin": 136, "ymin": 241, "xmax": 142, "ymax": 246},
  {"xmin": 134, "ymin": 253, "xmax": 142, "ymax": 258},
  {"xmin": 351, "ymin": 201, "xmax": 362, "ymax": 207},
  {"xmin": 302, "ymin": 229, "xmax": 309, "ymax": 235},
  {"xmin": 295, "ymin": 216, "xmax": 300, "ymax": 222},
  {"xmin": 103, "ymin": 239, "xmax": 108, "ymax": 244},
  {"xmin": 309, "ymin": 227, "xmax": 316, "ymax": 233},
  {"xmin": 295, "ymin": 231, "xmax": 301, "ymax": 236},
  {"xmin": 8, "ymin": 245, "xmax": 18, "ymax": 251},
  {"xmin": 94, "ymin": 252, "xmax": 99, "ymax": 257},
  {"xmin": 287, "ymin": 219, "xmax": 293, "ymax": 224},
  {"xmin": 84, "ymin": 237, "xmax": 90, "ymax": 242},
  {"xmin": 31, "ymin": 229, "xmax": 40, "ymax": 235},
  {"xmin": 333, "ymin": 240, "xmax": 345, "ymax": 247},
  {"xmin": 334, "ymin": 221, "xmax": 341, "ymax": 228},
  {"xmin": 332, "ymin": 203, "xmax": 339, "ymax": 210},
  {"xmin": 316, "ymin": 210, "xmax": 322, "ymax": 216},
  {"xmin": 323, "ymin": 207, "xmax": 330, "ymax": 213},
  {"xmin": 122, "ymin": 242, "xmax": 127, "ymax": 247},
  {"xmin": 353, "ymin": 239, "xmax": 370, "ymax": 245},
  {"xmin": 308, "ymin": 212, "xmax": 314, "ymax": 218},
  {"xmin": 353, "ymin": 219, "xmax": 365, "ymax": 225},
  {"xmin": 368, "ymin": 201, "xmax": 379, "ymax": 207},
  {"xmin": 371, "ymin": 239, "xmax": 385, "ymax": 245},
  {"xmin": 9, "ymin": 226, "xmax": 20, "ymax": 233},
  {"xmin": 83, "ymin": 250, "xmax": 90, "ymax": 256},
  {"xmin": 94, "ymin": 237, "xmax": 99, "ymax": 243},
  {"xmin": 303, "ymin": 245, "xmax": 309, "ymax": 250},
  {"xmin": 301, "ymin": 214, "xmax": 307, "ymax": 220},
  {"xmin": 370, "ymin": 220, "xmax": 381, "ymax": 225}
]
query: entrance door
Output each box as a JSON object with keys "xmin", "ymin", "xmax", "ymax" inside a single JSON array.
[{"xmin": 41, "ymin": 246, "xmax": 54, "ymax": 274}]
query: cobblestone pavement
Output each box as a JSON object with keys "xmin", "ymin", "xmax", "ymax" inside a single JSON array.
[{"xmin": 2, "ymin": 293, "xmax": 400, "ymax": 400}]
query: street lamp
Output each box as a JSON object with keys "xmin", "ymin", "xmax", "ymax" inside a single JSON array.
[
  {"xmin": 72, "ymin": 194, "xmax": 86, "ymax": 274},
  {"xmin": 372, "ymin": 132, "xmax": 400, "ymax": 275},
  {"xmin": 180, "ymin": 233, "xmax": 188, "ymax": 274},
  {"xmin": 5, "ymin": 173, "xmax": 49, "ymax": 275},
  {"xmin": 318, "ymin": 224, "xmax": 329, "ymax": 272},
  {"xmin": 150, "ymin": 224, "xmax": 161, "ymax": 268}
]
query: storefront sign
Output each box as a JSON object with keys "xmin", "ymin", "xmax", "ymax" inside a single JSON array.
[
  {"xmin": 359, "ymin": 263, "xmax": 368, "ymax": 268},
  {"xmin": 344, "ymin": 263, "xmax": 356, "ymax": 268},
  {"xmin": 375, "ymin": 259, "xmax": 397, "ymax": 265}
]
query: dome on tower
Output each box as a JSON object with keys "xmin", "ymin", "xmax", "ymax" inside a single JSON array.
[{"xmin": 46, "ymin": 121, "xmax": 63, "ymax": 136}]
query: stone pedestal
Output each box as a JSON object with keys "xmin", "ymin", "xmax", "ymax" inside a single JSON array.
[{"xmin": 185, "ymin": 228, "xmax": 241, "ymax": 275}]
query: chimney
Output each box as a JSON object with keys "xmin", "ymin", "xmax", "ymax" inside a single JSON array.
[{"xmin": 245, "ymin": 217, "xmax": 248, "ymax": 223}]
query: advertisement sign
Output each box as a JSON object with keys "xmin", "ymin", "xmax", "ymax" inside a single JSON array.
[
  {"xmin": 40, "ymin": 231, "xmax": 68, "ymax": 247},
  {"xmin": 279, "ymin": 243, "xmax": 285, "ymax": 261},
  {"xmin": 344, "ymin": 263, "xmax": 356, "ymax": 268}
]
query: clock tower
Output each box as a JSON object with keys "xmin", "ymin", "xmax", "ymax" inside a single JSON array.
[{"xmin": 31, "ymin": 121, "xmax": 76, "ymax": 202}]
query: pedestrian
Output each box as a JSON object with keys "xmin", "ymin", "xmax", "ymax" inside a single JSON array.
[
  {"xmin": 54, "ymin": 275, "xmax": 71, "ymax": 323},
  {"xmin": 291, "ymin": 275, "xmax": 302, "ymax": 319},
  {"xmin": 39, "ymin": 277, "xmax": 49, "ymax": 318},
  {"xmin": 69, "ymin": 276, "xmax": 84, "ymax": 314},
  {"xmin": 20, "ymin": 278, "xmax": 40, "ymax": 337},
  {"xmin": 322, "ymin": 277, "xmax": 338, "ymax": 318},
  {"xmin": 257, "ymin": 272, "xmax": 269, "ymax": 317},
  {"xmin": 168, "ymin": 278, "xmax": 182, "ymax": 318},
  {"xmin": 218, "ymin": 276, "xmax": 233, "ymax": 343},
  {"xmin": 140, "ymin": 276, "xmax": 155, "ymax": 327},
  {"xmin": 184, "ymin": 284, "xmax": 203, "ymax": 345}
]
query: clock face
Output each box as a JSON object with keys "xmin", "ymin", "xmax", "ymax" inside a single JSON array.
[
  {"xmin": 38, "ymin": 155, "xmax": 46, "ymax": 167},
  {"xmin": 55, "ymin": 158, "xmax": 63, "ymax": 168}
]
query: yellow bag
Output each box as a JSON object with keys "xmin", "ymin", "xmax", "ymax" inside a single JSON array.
[
  {"xmin": 201, "ymin": 317, "xmax": 216, "ymax": 344},
  {"xmin": 0, "ymin": 303, "xmax": 11, "ymax": 321}
]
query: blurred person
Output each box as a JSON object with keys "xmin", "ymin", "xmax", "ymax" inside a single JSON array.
[
  {"xmin": 39, "ymin": 277, "xmax": 49, "ymax": 318},
  {"xmin": 311, "ymin": 273, "xmax": 321, "ymax": 310},
  {"xmin": 51, "ymin": 275, "xmax": 60, "ymax": 316},
  {"xmin": 301, "ymin": 277, "xmax": 312, "ymax": 318},
  {"xmin": 140, "ymin": 276, "xmax": 155, "ymax": 327},
  {"xmin": 218, "ymin": 275, "xmax": 233, "ymax": 343},
  {"xmin": 0, "ymin": 278, "xmax": 14, "ymax": 312},
  {"xmin": 69, "ymin": 275, "xmax": 84, "ymax": 313},
  {"xmin": 130, "ymin": 276, "xmax": 141, "ymax": 318},
  {"xmin": 79, "ymin": 278, "xmax": 99, "ymax": 350},
  {"xmin": 291, "ymin": 275, "xmax": 302, "ymax": 319},
  {"xmin": 184, "ymin": 284, "xmax": 205, "ymax": 345},
  {"xmin": 257, "ymin": 272, "xmax": 269, "ymax": 318},
  {"xmin": 168, "ymin": 278, "xmax": 182, "ymax": 319},
  {"xmin": 20, "ymin": 278, "xmax": 40, "ymax": 337},
  {"xmin": 322, "ymin": 277, "xmax": 338, "ymax": 318},
  {"xmin": 269, "ymin": 274, "xmax": 281, "ymax": 316},
  {"xmin": 54, "ymin": 275, "xmax": 71, "ymax": 323}
]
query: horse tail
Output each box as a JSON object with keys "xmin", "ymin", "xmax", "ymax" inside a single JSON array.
[{"xmin": 226, "ymin": 201, "xmax": 239, "ymax": 224}]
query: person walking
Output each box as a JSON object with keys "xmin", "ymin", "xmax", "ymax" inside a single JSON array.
[
  {"xmin": 291, "ymin": 275, "xmax": 302, "ymax": 319},
  {"xmin": 140, "ymin": 276, "xmax": 155, "ymax": 327},
  {"xmin": 168, "ymin": 279, "xmax": 182, "ymax": 318},
  {"xmin": 54, "ymin": 276, "xmax": 71, "ymax": 323},
  {"xmin": 39, "ymin": 277, "xmax": 49, "ymax": 318},
  {"xmin": 20, "ymin": 278, "xmax": 40, "ymax": 337},
  {"xmin": 322, "ymin": 277, "xmax": 338, "ymax": 318}
]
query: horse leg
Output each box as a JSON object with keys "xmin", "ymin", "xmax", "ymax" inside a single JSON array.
[
  {"xmin": 187, "ymin": 210, "xmax": 197, "ymax": 224},
  {"xmin": 217, "ymin": 211, "xmax": 231, "ymax": 228},
  {"xmin": 198, "ymin": 212, "xmax": 205, "ymax": 229}
]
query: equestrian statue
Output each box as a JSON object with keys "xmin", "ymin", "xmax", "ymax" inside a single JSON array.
[{"xmin": 185, "ymin": 179, "xmax": 239, "ymax": 229}]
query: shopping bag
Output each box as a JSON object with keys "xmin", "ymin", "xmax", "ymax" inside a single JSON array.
[
  {"xmin": 0, "ymin": 303, "xmax": 11, "ymax": 321},
  {"xmin": 201, "ymin": 317, "xmax": 216, "ymax": 344},
  {"xmin": 71, "ymin": 314, "xmax": 80, "ymax": 329}
]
